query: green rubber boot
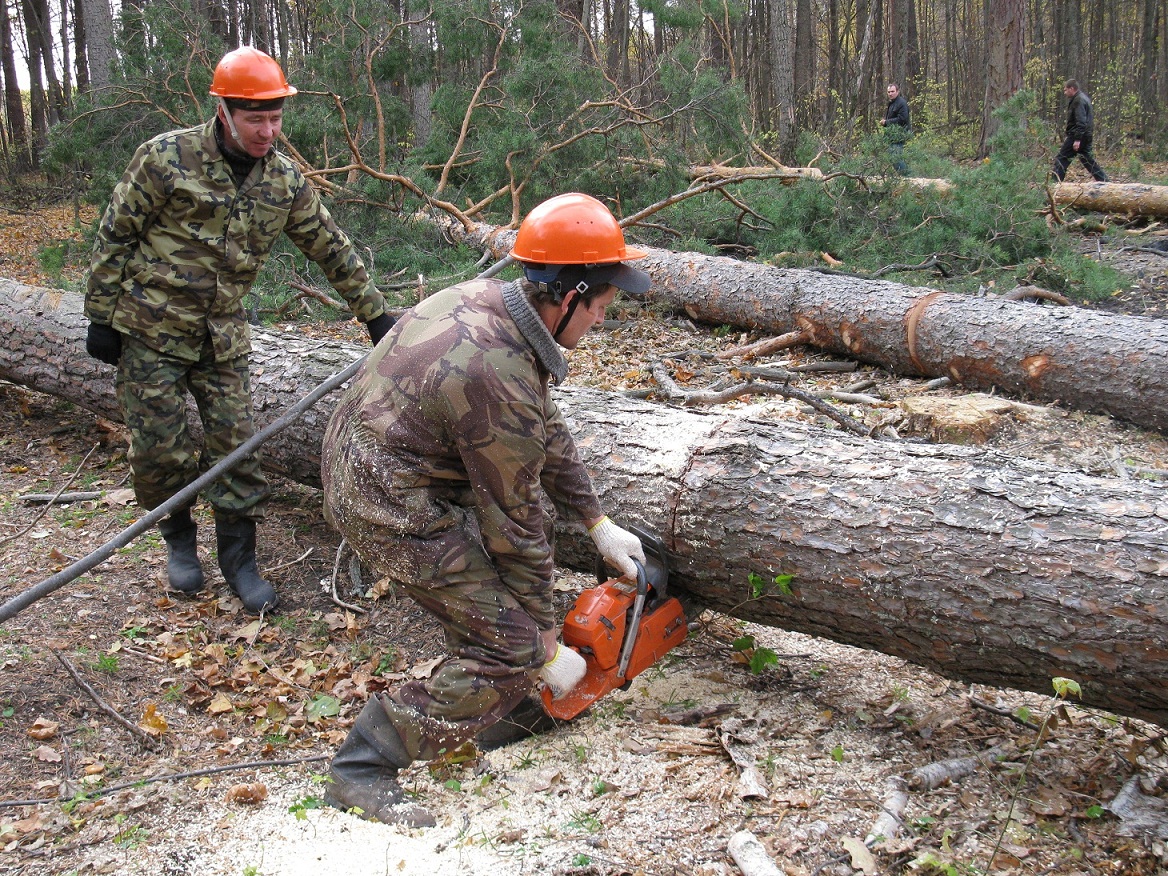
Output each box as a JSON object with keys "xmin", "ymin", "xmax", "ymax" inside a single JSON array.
[
  {"xmin": 324, "ymin": 698, "xmax": 436, "ymax": 828},
  {"xmin": 157, "ymin": 509, "xmax": 205, "ymax": 595},
  {"xmin": 215, "ymin": 517, "xmax": 279, "ymax": 614}
]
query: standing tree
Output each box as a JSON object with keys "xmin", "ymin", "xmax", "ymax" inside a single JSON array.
[
  {"xmin": 78, "ymin": 0, "xmax": 114, "ymax": 91},
  {"xmin": 976, "ymin": 0, "xmax": 1024, "ymax": 157},
  {"xmin": 1, "ymin": 0, "xmax": 31, "ymax": 173}
]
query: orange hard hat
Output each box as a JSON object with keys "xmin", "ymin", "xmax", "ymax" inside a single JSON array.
[
  {"xmin": 209, "ymin": 47, "xmax": 297, "ymax": 100},
  {"xmin": 511, "ymin": 193, "xmax": 645, "ymax": 265}
]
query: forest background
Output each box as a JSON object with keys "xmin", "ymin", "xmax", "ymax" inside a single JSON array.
[{"xmin": 1, "ymin": 0, "xmax": 1168, "ymax": 304}]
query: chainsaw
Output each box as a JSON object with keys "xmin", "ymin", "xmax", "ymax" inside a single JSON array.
[{"xmin": 541, "ymin": 526, "xmax": 688, "ymax": 720}]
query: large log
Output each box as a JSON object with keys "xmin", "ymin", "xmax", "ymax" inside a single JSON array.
[
  {"xmin": 683, "ymin": 165, "xmax": 1168, "ymax": 219},
  {"xmin": 454, "ymin": 225, "xmax": 1168, "ymax": 433},
  {"xmin": 2, "ymin": 280, "xmax": 1167, "ymax": 726}
]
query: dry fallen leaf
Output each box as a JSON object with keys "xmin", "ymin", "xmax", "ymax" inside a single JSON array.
[
  {"xmin": 102, "ymin": 488, "xmax": 137, "ymax": 506},
  {"xmin": 225, "ymin": 783, "xmax": 268, "ymax": 805},
  {"xmin": 31, "ymin": 745, "xmax": 61, "ymax": 763},
  {"xmin": 410, "ymin": 655, "xmax": 443, "ymax": 679},
  {"xmin": 841, "ymin": 836, "xmax": 877, "ymax": 874},
  {"xmin": 530, "ymin": 769, "xmax": 562, "ymax": 792},
  {"xmin": 27, "ymin": 717, "xmax": 59, "ymax": 740},
  {"xmin": 138, "ymin": 702, "xmax": 169, "ymax": 737}
]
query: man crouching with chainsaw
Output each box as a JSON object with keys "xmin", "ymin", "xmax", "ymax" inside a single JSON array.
[{"xmin": 319, "ymin": 192, "xmax": 650, "ymax": 827}]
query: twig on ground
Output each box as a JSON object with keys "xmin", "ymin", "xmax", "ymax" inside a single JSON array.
[
  {"xmin": 0, "ymin": 445, "xmax": 99, "ymax": 549},
  {"xmin": 969, "ymin": 695, "xmax": 1042, "ymax": 729},
  {"xmin": 872, "ymin": 254, "xmax": 945, "ymax": 278},
  {"xmin": 1116, "ymin": 245, "xmax": 1168, "ymax": 259},
  {"xmin": 715, "ymin": 330, "xmax": 808, "ymax": 361},
  {"xmin": 329, "ymin": 538, "xmax": 366, "ymax": 614},
  {"xmin": 19, "ymin": 491, "xmax": 102, "ymax": 504},
  {"xmin": 53, "ymin": 649, "xmax": 160, "ymax": 749},
  {"xmin": 264, "ymin": 547, "xmax": 314, "ymax": 574},
  {"xmin": 1003, "ymin": 285, "xmax": 1072, "ymax": 305},
  {"xmin": 0, "ymin": 755, "xmax": 330, "ymax": 808},
  {"xmin": 646, "ymin": 360, "xmax": 875, "ymax": 436},
  {"xmin": 908, "ymin": 743, "xmax": 1012, "ymax": 791}
]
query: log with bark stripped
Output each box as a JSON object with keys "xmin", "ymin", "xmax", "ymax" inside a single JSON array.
[{"xmin": 2, "ymin": 280, "xmax": 1167, "ymax": 726}]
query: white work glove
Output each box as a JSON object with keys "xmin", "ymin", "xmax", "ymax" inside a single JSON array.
[
  {"xmin": 539, "ymin": 643, "xmax": 587, "ymax": 699},
  {"xmin": 587, "ymin": 516, "xmax": 646, "ymax": 580}
]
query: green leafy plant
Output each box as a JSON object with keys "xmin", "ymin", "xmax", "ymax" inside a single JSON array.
[
  {"xmin": 984, "ymin": 677, "xmax": 1082, "ymax": 871},
  {"xmin": 731, "ymin": 634, "xmax": 780, "ymax": 675},
  {"xmin": 91, "ymin": 653, "xmax": 120, "ymax": 674},
  {"xmin": 566, "ymin": 811, "xmax": 602, "ymax": 834},
  {"xmin": 112, "ymin": 822, "xmax": 148, "ymax": 849},
  {"xmin": 288, "ymin": 795, "xmax": 326, "ymax": 820},
  {"xmin": 748, "ymin": 571, "xmax": 794, "ymax": 599}
]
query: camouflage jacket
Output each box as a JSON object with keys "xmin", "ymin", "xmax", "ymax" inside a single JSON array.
[
  {"xmin": 322, "ymin": 278, "xmax": 604, "ymax": 630},
  {"xmin": 84, "ymin": 118, "xmax": 386, "ymax": 363}
]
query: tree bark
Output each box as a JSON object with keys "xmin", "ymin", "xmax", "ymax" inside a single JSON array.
[
  {"xmin": 79, "ymin": 0, "xmax": 115, "ymax": 91},
  {"xmin": 977, "ymin": 0, "xmax": 1024, "ymax": 157},
  {"xmin": 678, "ymin": 163, "xmax": 1168, "ymax": 219},
  {"xmin": 0, "ymin": 0, "xmax": 31, "ymax": 171},
  {"xmin": 2, "ymin": 280, "xmax": 1167, "ymax": 727},
  {"xmin": 1051, "ymin": 181, "xmax": 1168, "ymax": 219},
  {"xmin": 448, "ymin": 223, "xmax": 1168, "ymax": 434}
]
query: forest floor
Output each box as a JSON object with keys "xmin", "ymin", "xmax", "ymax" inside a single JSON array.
[{"xmin": 1, "ymin": 179, "xmax": 1168, "ymax": 876}]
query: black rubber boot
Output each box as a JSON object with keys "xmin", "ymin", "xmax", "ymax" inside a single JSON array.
[
  {"xmin": 157, "ymin": 509, "xmax": 205, "ymax": 595},
  {"xmin": 325, "ymin": 698, "xmax": 436, "ymax": 828},
  {"xmin": 474, "ymin": 695, "xmax": 561, "ymax": 751},
  {"xmin": 214, "ymin": 517, "xmax": 279, "ymax": 614}
]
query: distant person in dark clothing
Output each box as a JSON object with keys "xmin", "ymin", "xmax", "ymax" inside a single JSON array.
[
  {"xmin": 1051, "ymin": 79, "xmax": 1107, "ymax": 182},
  {"xmin": 880, "ymin": 82, "xmax": 911, "ymax": 175}
]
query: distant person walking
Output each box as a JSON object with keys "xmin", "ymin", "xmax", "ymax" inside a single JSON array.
[
  {"xmin": 879, "ymin": 83, "xmax": 911, "ymax": 175},
  {"xmin": 1051, "ymin": 79, "xmax": 1108, "ymax": 182}
]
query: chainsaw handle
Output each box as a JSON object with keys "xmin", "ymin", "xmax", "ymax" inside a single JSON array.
[{"xmin": 616, "ymin": 559, "xmax": 649, "ymax": 679}]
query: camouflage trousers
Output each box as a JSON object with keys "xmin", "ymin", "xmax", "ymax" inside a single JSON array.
[
  {"xmin": 341, "ymin": 503, "xmax": 548, "ymax": 762},
  {"xmin": 116, "ymin": 335, "xmax": 269, "ymax": 521}
]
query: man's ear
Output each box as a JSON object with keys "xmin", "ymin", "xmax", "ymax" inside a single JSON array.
[{"xmin": 558, "ymin": 288, "xmax": 578, "ymax": 316}]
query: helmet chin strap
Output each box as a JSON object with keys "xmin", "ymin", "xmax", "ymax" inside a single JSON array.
[
  {"xmin": 218, "ymin": 98, "xmax": 246, "ymax": 150},
  {"xmin": 552, "ymin": 289, "xmax": 583, "ymax": 340}
]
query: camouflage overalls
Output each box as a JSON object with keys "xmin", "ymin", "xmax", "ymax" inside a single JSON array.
[
  {"xmin": 85, "ymin": 117, "xmax": 387, "ymax": 520},
  {"xmin": 321, "ymin": 278, "xmax": 604, "ymax": 760}
]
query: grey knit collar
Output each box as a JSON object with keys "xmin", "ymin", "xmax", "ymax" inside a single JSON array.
[{"xmin": 502, "ymin": 280, "xmax": 568, "ymax": 385}]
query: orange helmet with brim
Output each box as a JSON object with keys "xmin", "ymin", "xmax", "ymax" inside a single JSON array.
[
  {"xmin": 210, "ymin": 47, "xmax": 298, "ymax": 101},
  {"xmin": 512, "ymin": 193, "xmax": 649, "ymax": 297}
]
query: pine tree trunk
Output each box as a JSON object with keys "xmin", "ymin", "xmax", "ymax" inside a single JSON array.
[
  {"xmin": 1, "ymin": 280, "xmax": 1167, "ymax": 727},
  {"xmin": 449, "ymin": 223, "xmax": 1168, "ymax": 433}
]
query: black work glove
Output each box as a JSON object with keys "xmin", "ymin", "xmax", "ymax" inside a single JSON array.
[
  {"xmin": 86, "ymin": 323, "xmax": 123, "ymax": 366},
  {"xmin": 365, "ymin": 312, "xmax": 395, "ymax": 346}
]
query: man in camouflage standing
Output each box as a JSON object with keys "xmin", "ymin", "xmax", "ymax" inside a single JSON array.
[
  {"xmin": 319, "ymin": 192, "xmax": 649, "ymax": 827},
  {"xmin": 83, "ymin": 47, "xmax": 394, "ymax": 614}
]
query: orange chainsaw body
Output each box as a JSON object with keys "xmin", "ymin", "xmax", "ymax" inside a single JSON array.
[{"xmin": 542, "ymin": 528, "xmax": 687, "ymax": 720}]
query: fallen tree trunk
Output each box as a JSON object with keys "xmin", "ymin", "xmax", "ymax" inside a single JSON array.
[
  {"xmin": 681, "ymin": 165, "xmax": 1168, "ymax": 219},
  {"xmin": 455, "ymin": 226, "xmax": 1168, "ymax": 433},
  {"xmin": 2, "ymin": 281, "xmax": 1167, "ymax": 726}
]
